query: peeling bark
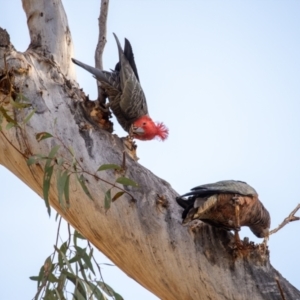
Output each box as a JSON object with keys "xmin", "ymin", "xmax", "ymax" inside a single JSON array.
[
  {"xmin": 21, "ymin": 0, "xmax": 75, "ymax": 77},
  {"xmin": 0, "ymin": 1, "xmax": 300, "ymax": 300}
]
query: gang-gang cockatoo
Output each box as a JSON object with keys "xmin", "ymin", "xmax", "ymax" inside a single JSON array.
[
  {"xmin": 72, "ymin": 33, "xmax": 168, "ymax": 141},
  {"xmin": 176, "ymin": 180, "xmax": 270, "ymax": 242}
]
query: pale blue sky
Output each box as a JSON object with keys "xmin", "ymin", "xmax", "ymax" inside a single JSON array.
[{"xmin": 1, "ymin": 1, "xmax": 300, "ymax": 299}]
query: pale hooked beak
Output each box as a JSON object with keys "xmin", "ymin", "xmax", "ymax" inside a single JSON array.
[{"xmin": 131, "ymin": 125, "xmax": 145, "ymax": 136}]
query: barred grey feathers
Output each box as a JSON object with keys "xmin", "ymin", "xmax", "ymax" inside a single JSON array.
[
  {"xmin": 72, "ymin": 33, "xmax": 148, "ymax": 132},
  {"xmin": 176, "ymin": 180, "xmax": 270, "ymax": 238}
]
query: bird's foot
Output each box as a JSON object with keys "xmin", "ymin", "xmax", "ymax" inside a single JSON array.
[
  {"xmin": 122, "ymin": 136, "xmax": 139, "ymax": 161},
  {"xmin": 99, "ymin": 102, "xmax": 110, "ymax": 113},
  {"xmin": 125, "ymin": 135, "xmax": 136, "ymax": 149}
]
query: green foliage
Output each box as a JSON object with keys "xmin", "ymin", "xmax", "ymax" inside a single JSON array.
[
  {"xmin": 77, "ymin": 174, "xmax": 93, "ymax": 201},
  {"xmin": 112, "ymin": 192, "xmax": 125, "ymax": 202},
  {"xmin": 10, "ymin": 97, "xmax": 31, "ymax": 109},
  {"xmin": 57, "ymin": 170, "xmax": 70, "ymax": 210},
  {"xmin": 30, "ymin": 224, "xmax": 123, "ymax": 300},
  {"xmin": 36, "ymin": 132, "xmax": 53, "ymax": 142},
  {"xmin": 0, "ymin": 93, "xmax": 36, "ymax": 130},
  {"xmin": 97, "ymin": 164, "xmax": 122, "ymax": 171},
  {"xmin": 105, "ymin": 189, "xmax": 112, "ymax": 211},
  {"xmin": 97, "ymin": 163, "xmax": 138, "ymax": 211},
  {"xmin": 43, "ymin": 145, "xmax": 61, "ymax": 216},
  {"xmin": 116, "ymin": 177, "xmax": 138, "ymax": 187},
  {"xmin": 23, "ymin": 108, "xmax": 37, "ymax": 124},
  {"xmin": 0, "ymin": 106, "xmax": 17, "ymax": 126},
  {"xmin": 43, "ymin": 164, "xmax": 54, "ymax": 216},
  {"xmin": 15, "ymin": 92, "xmax": 31, "ymax": 103}
]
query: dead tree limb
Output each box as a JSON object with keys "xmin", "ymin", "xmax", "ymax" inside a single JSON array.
[
  {"xmin": 95, "ymin": 0, "xmax": 109, "ymax": 104},
  {"xmin": 269, "ymin": 203, "xmax": 300, "ymax": 235}
]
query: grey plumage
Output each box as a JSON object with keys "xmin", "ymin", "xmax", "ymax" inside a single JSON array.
[
  {"xmin": 182, "ymin": 180, "xmax": 258, "ymax": 198},
  {"xmin": 176, "ymin": 180, "xmax": 270, "ymax": 238},
  {"xmin": 72, "ymin": 33, "xmax": 148, "ymax": 132}
]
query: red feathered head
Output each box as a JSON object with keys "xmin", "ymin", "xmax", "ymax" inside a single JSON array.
[{"xmin": 131, "ymin": 116, "xmax": 169, "ymax": 141}]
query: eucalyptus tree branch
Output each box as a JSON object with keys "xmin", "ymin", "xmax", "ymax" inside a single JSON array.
[{"xmin": 269, "ymin": 203, "xmax": 300, "ymax": 235}]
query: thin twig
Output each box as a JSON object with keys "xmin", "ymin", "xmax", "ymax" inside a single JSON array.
[
  {"xmin": 67, "ymin": 222, "xmax": 71, "ymax": 248},
  {"xmin": 55, "ymin": 132, "xmax": 136, "ymax": 200},
  {"xmin": 269, "ymin": 204, "xmax": 300, "ymax": 235},
  {"xmin": 87, "ymin": 241, "xmax": 115, "ymax": 298},
  {"xmin": 275, "ymin": 277, "xmax": 286, "ymax": 300},
  {"xmin": 95, "ymin": 0, "xmax": 109, "ymax": 104},
  {"xmin": 82, "ymin": 169, "xmax": 135, "ymax": 199}
]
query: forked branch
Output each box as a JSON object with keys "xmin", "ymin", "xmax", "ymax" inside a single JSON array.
[{"xmin": 269, "ymin": 203, "xmax": 300, "ymax": 235}]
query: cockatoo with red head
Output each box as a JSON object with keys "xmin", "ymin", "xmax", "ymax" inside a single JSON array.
[{"xmin": 72, "ymin": 33, "xmax": 168, "ymax": 141}]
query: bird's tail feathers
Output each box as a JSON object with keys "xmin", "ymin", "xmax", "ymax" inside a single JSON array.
[
  {"xmin": 113, "ymin": 33, "xmax": 124, "ymax": 63},
  {"xmin": 124, "ymin": 38, "xmax": 140, "ymax": 81},
  {"xmin": 71, "ymin": 58, "xmax": 108, "ymax": 83},
  {"xmin": 176, "ymin": 197, "xmax": 191, "ymax": 209},
  {"xmin": 178, "ymin": 191, "xmax": 200, "ymax": 198}
]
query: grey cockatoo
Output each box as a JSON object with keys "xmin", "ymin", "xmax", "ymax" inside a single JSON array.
[
  {"xmin": 176, "ymin": 180, "xmax": 270, "ymax": 239},
  {"xmin": 72, "ymin": 33, "xmax": 168, "ymax": 141}
]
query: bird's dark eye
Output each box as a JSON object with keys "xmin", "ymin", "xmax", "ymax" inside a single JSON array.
[{"xmin": 143, "ymin": 122, "xmax": 146, "ymax": 126}]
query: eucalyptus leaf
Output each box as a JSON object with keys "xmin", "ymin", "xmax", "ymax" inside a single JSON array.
[
  {"xmin": 75, "ymin": 246, "xmax": 95, "ymax": 275},
  {"xmin": 96, "ymin": 281, "xmax": 120, "ymax": 298},
  {"xmin": 77, "ymin": 174, "xmax": 93, "ymax": 200},
  {"xmin": 45, "ymin": 145, "xmax": 60, "ymax": 169},
  {"xmin": 36, "ymin": 131, "xmax": 53, "ymax": 142},
  {"xmin": 104, "ymin": 189, "xmax": 111, "ymax": 211},
  {"xmin": 88, "ymin": 282, "xmax": 105, "ymax": 300},
  {"xmin": 116, "ymin": 177, "xmax": 138, "ymax": 187},
  {"xmin": 43, "ymin": 165, "xmax": 53, "ymax": 216},
  {"xmin": 23, "ymin": 108, "xmax": 36, "ymax": 124},
  {"xmin": 10, "ymin": 98, "xmax": 31, "ymax": 109},
  {"xmin": 27, "ymin": 156, "xmax": 37, "ymax": 166},
  {"xmin": 112, "ymin": 191, "xmax": 125, "ymax": 202},
  {"xmin": 0, "ymin": 106, "xmax": 17, "ymax": 124},
  {"xmin": 64, "ymin": 174, "xmax": 70, "ymax": 206},
  {"xmin": 74, "ymin": 230, "xmax": 86, "ymax": 240},
  {"xmin": 55, "ymin": 247, "xmax": 75, "ymax": 275},
  {"xmin": 57, "ymin": 170, "xmax": 68, "ymax": 208},
  {"xmin": 15, "ymin": 93, "xmax": 30, "ymax": 102},
  {"xmin": 6, "ymin": 122, "xmax": 15, "ymax": 129},
  {"xmin": 48, "ymin": 273, "xmax": 59, "ymax": 283},
  {"xmin": 97, "ymin": 164, "xmax": 122, "ymax": 171},
  {"xmin": 29, "ymin": 276, "xmax": 39, "ymax": 281}
]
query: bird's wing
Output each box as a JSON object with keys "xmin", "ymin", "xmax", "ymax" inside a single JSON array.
[
  {"xmin": 71, "ymin": 58, "xmax": 117, "ymax": 87},
  {"xmin": 120, "ymin": 76, "xmax": 148, "ymax": 120},
  {"xmin": 189, "ymin": 180, "xmax": 258, "ymax": 197},
  {"xmin": 115, "ymin": 38, "xmax": 140, "ymax": 82},
  {"xmin": 124, "ymin": 38, "xmax": 140, "ymax": 81},
  {"xmin": 113, "ymin": 33, "xmax": 148, "ymax": 120}
]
